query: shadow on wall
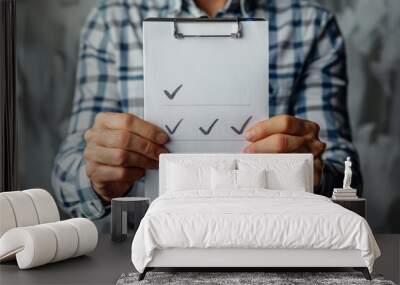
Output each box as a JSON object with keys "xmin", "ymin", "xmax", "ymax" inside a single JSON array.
[
  {"xmin": 387, "ymin": 197, "xmax": 400, "ymax": 232},
  {"xmin": 16, "ymin": 0, "xmax": 99, "ymax": 193},
  {"xmin": 317, "ymin": 0, "xmax": 400, "ymax": 233},
  {"xmin": 16, "ymin": 0, "xmax": 400, "ymax": 232}
]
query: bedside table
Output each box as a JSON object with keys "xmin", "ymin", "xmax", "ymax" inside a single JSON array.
[
  {"xmin": 331, "ymin": 198, "xmax": 366, "ymax": 218},
  {"xmin": 111, "ymin": 197, "xmax": 150, "ymax": 242}
]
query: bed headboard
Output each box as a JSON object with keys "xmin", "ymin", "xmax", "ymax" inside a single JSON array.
[{"xmin": 159, "ymin": 153, "xmax": 314, "ymax": 195}]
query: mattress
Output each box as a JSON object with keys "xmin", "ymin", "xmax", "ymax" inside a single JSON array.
[{"xmin": 131, "ymin": 190, "xmax": 380, "ymax": 273}]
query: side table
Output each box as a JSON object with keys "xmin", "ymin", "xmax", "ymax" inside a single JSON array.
[
  {"xmin": 111, "ymin": 197, "xmax": 150, "ymax": 242},
  {"xmin": 331, "ymin": 198, "xmax": 366, "ymax": 218}
]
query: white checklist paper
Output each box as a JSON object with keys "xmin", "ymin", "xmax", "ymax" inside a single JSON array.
[{"xmin": 143, "ymin": 18, "xmax": 269, "ymax": 199}]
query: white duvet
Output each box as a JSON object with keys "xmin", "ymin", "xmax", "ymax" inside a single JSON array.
[{"xmin": 131, "ymin": 190, "xmax": 380, "ymax": 273}]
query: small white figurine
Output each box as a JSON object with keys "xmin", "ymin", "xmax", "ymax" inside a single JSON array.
[
  {"xmin": 342, "ymin": 157, "xmax": 352, "ymax": 189},
  {"xmin": 332, "ymin": 157, "xmax": 357, "ymax": 199}
]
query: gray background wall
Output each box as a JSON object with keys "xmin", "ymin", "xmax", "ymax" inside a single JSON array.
[{"xmin": 16, "ymin": 0, "xmax": 400, "ymax": 233}]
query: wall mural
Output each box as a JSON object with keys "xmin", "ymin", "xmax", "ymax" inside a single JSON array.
[
  {"xmin": 16, "ymin": 0, "xmax": 400, "ymax": 232},
  {"xmin": 318, "ymin": 0, "xmax": 400, "ymax": 233}
]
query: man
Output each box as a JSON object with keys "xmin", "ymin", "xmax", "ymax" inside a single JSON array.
[{"xmin": 52, "ymin": 0, "xmax": 362, "ymax": 219}]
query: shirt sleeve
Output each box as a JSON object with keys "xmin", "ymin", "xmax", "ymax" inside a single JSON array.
[
  {"xmin": 52, "ymin": 7, "xmax": 122, "ymax": 219},
  {"xmin": 292, "ymin": 10, "xmax": 363, "ymax": 196}
]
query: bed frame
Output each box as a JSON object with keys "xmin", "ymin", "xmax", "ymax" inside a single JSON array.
[
  {"xmin": 139, "ymin": 154, "xmax": 371, "ymax": 281},
  {"xmin": 139, "ymin": 248, "xmax": 371, "ymax": 280}
]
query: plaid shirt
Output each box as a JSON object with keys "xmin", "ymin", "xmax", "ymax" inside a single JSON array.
[{"xmin": 52, "ymin": 0, "xmax": 362, "ymax": 219}]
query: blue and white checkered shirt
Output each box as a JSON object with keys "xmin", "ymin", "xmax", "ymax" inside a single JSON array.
[{"xmin": 52, "ymin": 0, "xmax": 362, "ymax": 219}]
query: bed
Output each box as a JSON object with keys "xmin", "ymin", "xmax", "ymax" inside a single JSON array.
[{"xmin": 131, "ymin": 154, "xmax": 380, "ymax": 280}]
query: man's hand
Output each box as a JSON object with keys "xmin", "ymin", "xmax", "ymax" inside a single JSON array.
[
  {"xmin": 243, "ymin": 115, "xmax": 326, "ymax": 187},
  {"xmin": 83, "ymin": 112, "xmax": 169, "ymax": 202}
]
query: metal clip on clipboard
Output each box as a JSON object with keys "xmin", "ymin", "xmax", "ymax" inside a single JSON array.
[{"xmin": 173, "ymin": 18, "xmax": 243, "ymax": 39}]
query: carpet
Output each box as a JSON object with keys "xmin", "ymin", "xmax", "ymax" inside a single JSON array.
[{"xmin": 117, "ymin": 271, "xmax": 396, "ymax": 285}]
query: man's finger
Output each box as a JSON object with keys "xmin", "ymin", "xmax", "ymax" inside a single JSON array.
[
  {"xmin": 243, "ymin": 134, "xmax": 306, "ymax": 154},
  {"xmin": 311, "ymin": 139, "xmax": 326, "ymax": 158},
  {"xmin": 244, "ymin": 115, "xmax": 319, "ymax": 142},
  {"xmin": 84, "ymin": 145, "xmax": 159, "ymax": 169},
  {"xmin": 313, "ymin": 157, "xmax": 324, "ymax": 186},
  {"xmin": 86, "ymin": 128, "xmax": 169, "ymax": 161},
  {"xmin": 94, "ymin": 112, "xmax": 169, "ymax": 144}
]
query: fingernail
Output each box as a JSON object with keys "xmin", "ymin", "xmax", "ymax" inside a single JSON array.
[
  {"xmin": 244, "ymin": 130, "xmax": 255, "ymax": 141},
  {"xmin": 156, "ymin": 132, "xmax": 169, "ymax": 144}
]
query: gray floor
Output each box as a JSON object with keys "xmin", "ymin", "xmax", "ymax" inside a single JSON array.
[{"xmin": 0, "ymin": 234, "xmax": 398, "ymax": 285}]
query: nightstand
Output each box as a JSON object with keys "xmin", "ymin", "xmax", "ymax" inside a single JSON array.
[
  {"xmin": 331, "ymin": 198, "xmax": 366, "ymax": 218},
  {"xmin": 111, "ymin": 197, "xmax": 150, "ymax": 242}
]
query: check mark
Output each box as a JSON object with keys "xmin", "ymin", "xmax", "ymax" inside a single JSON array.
[
  {"xmin": 165, "ymin": 119, "xmax": 183, "ymax": 135},
  {"xmin": 164, "ymin": 84, "xmax": 183, "ymax": 100},
  {"xmin": 199, "ymin": 119, "xmax": 219, "ymax": 135},
  {"xmin": 231, "ymin": 116, "xmax": 253, "ymax": 135}
]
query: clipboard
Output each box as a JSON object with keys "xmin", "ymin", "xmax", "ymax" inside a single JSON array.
[{"xmin": 143, "ymin": 18, "xmax": 269, "ymax": 199}]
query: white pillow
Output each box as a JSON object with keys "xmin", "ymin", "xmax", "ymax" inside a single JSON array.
[
  {"xmin": 238, "ymin": 159, "xmax": 308, "ymax": 191},
  {"xmin": 236, "ymin": 169, "xmax": 267, "ymax": 189},
  {"xmin": 211, "ymin": 168, "xmax": 236, "ymax": 190},
  {"xmin": 267, "ymin": 164, "xmax": 307, "ymax": 191},
  {"xmin": 211, "ymin": 169, "xmax": 267, "ymax": 190},
  {"xmin": 167, "ymin": 160, "xmax": 235, "ymax": 191},
  {"xmin": 167, "ymin": 163, "xmax": 210, "ymax": 191}
]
